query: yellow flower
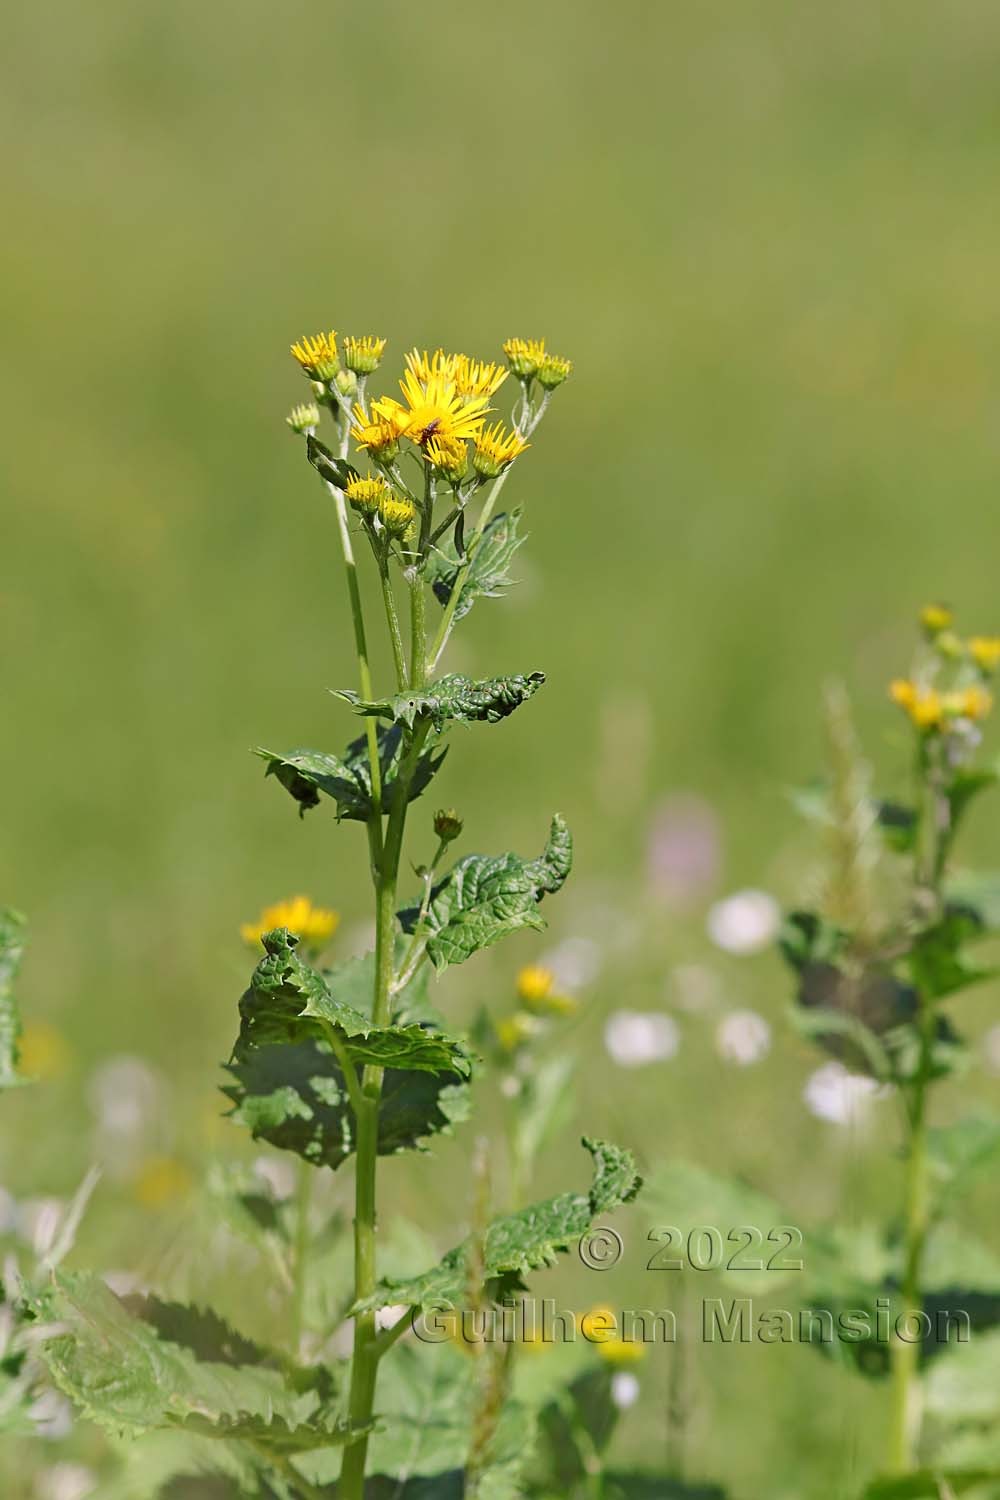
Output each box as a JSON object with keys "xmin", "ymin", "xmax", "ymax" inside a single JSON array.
[
  {"xmin": 969, "ymin": 637, "xmax": 1000, "ymax": 674},
  {"xmin": 18, "ymin": 1021, "xmax": 71, "ymax": 1081},
  {"xmin": 536, "ymin": 354, "xmax": 572, "ymax": 390},
  {"xmin": 515, "ymin": 964, "xmax": 577, "ymax": 1016},
  {"xmin": 503, "ymin": 337, "xmax": 547, "ymax": 378},
  {"xmin": 889, "ymin": 679, "xmax": 917, "ymax": 710},
  {"xmin": 134, "ymin": 1156, "xmax": 192, "ymax": 1210},
  {"xmin": 290, "ymin": 330, "xmax": 339, "ymax": 381},
  {"xmin": 241, "ymin": 895, "xmax": 340, "ymax": 951},
  {"xmin": 405, "ymin": 348, "xmax": 461, "ymax": 386},
  {"xmin": 473, "ymin": 422, "xmax": 529, "ymax": 478},
  {"xmin": 426, "ymin": 436, "xmax": 469, "ymax": 482},
  {"xmin": 454, "ymin": 355, "xmax": 509, "ymax": 400},
  {"xmin": 890, "ymin": 680, "xmax": 943, "ymax": 730},
  {"xmin": 345, "ymin": 473, "xmax": 390, "ymax": 516},
  {"xmin": 496, "ymin": 1012, "xmax": 538, "ymax": 1052},
  {"xmin": 351, "ymin": 401, "xmax": 407, "ymax": 459},
  {"xmin": 342, "ymin": 335, "xmax": 387, "ymax": 375},
  {"xmin": 581, "ymin": 1306, "xmax": 646, "ymax": 1364},
  {"xmin": 286, "ymin": 403, "xmax": 320, "ymax": 434},
  {"xmin": 379, "ymin": 495, "xmax": 418, "ymax": 538},
  {"xmin": 945, "ymin": 686, "xmax": 993, "ymax": 722},
  {"xmin": 383, "ymin": 369, "xmax": 491, "ymax": 449},
  {"xmin": 920, "ymin": 603, "xmax": 953, "ymax": 636},
  {"xmin": 597, "ymin": 1335, "xmax": 646, "ymax": 1366}
]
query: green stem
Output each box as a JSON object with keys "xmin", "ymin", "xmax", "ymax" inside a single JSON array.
[
  {"xmin": 886, "ymin": 1061, "xmax": 930, "ymax": 1472},
  {"xmin": 378, "ymin": 559, "xmax": 408, "ymax": 690},
  {"xmin": 289, "ymin": 1162, "xmax": 313, "ymax": 1359}
]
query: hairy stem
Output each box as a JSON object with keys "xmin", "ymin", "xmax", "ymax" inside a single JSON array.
[{"xmin": 378, "ymin": 558, "xmax": 409, "ymax": 690}]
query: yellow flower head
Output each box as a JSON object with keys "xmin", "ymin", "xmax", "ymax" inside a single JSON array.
[
  {"xmin": 345, "ymin": 473, "xmax": 390, "ymax": 516},
  {"xmin": 291, "ymin": 330, "xmax": 339, "ymax": 381},
  {"xmin": 405, "ymin": 348, "xmax": 461, "ymax": 387},
  {"xmin": 426, "ymin": 436, "xmax": 469, "ymax": 482},
  {"xmin": 134, "ymin": 1156, "xmax": 192, "ymax": 1210},
  {"xmin": 352, "ymin": 402, "xmax": 407, "ymax": 460},
  {"xmin": 581, "ymin": 1306, "xmax": 646, "ymax": 1364},
  {"xmin": 969, "ymin": 637, "xmax": 1000, "ymax": 674},
  {"xmin": 241, "ymin": 895, "xmax": 340, "ymax": 952},
  {"xmin": 379, "ymin": 495, "xmax": 418, "ymax": 538},
  {"xmin": 18, "ymin": 1021, "xmax": 71, "ymax": 1081},
  {"xmin": 945, "ymin": 686, "xmax": 993, "ymax": 723},
  {"xmin": 920, "ymin": 603, "xmax": 953, "ymax": 636},
  {"xmin": 536, "ymin": 353, "xmax": 573, "ymax": 390},
  {"xmin": 890, "ymin": 679, "xmax": 943, "ymax": 730},
  {"xmin": 503, "ymin": 337, "xmax": 547, "ymax": 378},
  {"xmin": 454, "ymin": 355, "xmax": 509, "ymax": 400},
  {"xmin": 343, "ymin": 335, "xmax": 387, "ymax": 375},
  {"xmin": 513, "ymin": 964, "xmax": 577, "ymax": 1016},
  {"xmin": 496, "ymin": 1011, "xmax": 538, "ymax": 1052},
  {"xmin": 386, "ymin": 369, "xmax": 491, "ymax": 449},
  {"xmin": 889, "ymin": 679, "xmax": 917, "ymax": 711},
  {"xmin": 286, "ymin": 402, "xmax": 320, "ymax": 434},
  {"xmin": 473, "ymin": 422, "xmax": 529, "ymax": 478}
]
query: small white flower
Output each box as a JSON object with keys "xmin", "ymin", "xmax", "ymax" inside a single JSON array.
[
  {"xmin": 604, "ymin": 1011, "xmax": 680, "ymax": 1068},
  {"xmin": 716, "ymin": 1009, "xmax": 772, "ymax": 1066},
  {"xmin": 35, "ymin": 1465, "xmax": 97, "ymax": 1500},
  {"xmin": 803, "ymin": 1062, "xmax": 883, "ymax": 1126},
  {"xmin": 707, "ymin": 890, "xmax": 780, "ymax": 955},
  {"xmin": 611, "ymin": 1371, "xmax": 641, "ymax": 1409}
]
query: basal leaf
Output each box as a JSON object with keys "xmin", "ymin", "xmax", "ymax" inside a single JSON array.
[
  {"xmin": 400, "ymin": 815, "xmax": 573, "ymax": 971},
  {"xmin": 41, "ymin": 1274, "xmax": 352, "ymax": 1448},
  {"xmin": 336, "ymin": 672, "xmax": 545, "ymax": 731},
  {"xmin": 223, "ymin": 938, "xmax": 471, "ymax": 1169},
  {"xmin": 353, "ymin": 1137, "xmax": 641, "ymax": 1314},
  {"xmin": 0, "ymin": 908, "xmax": 26, "ymax": 1090},
  {"xmin": 425, "ymin": 509, "xmax": 525, "ymax": 623},
  {"xmin": 255, "ymin": 725, "xmax": 446, "ymax": 821}
]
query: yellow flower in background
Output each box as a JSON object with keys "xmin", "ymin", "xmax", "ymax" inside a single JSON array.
[
  {"xmin": 496, "ymin": 1011, "xmax": 538, "ymax": 1052},
  {"xmin": 920, "ymin": 603, "xmax": 953, "ymax": 636},
  {"xmin": 454, "ymin": 355, "xmax": 508, "ymax": 400},
  {"xmin": 384, "ymin": 369, "xmax": 491, "ymax": 449},
  {"xmin": 405, "ymin": 348, "xmax": 461, "ymax": 386},
  {"xmin": 18, "ymin": 1021, "xmax": 71, "ymax": 1081},
  {"xmin": 345, "ymin": 474, "xmax": 390, "ymax": 516},
  {"xmin": 889, "ymin": 679, "xmax": 917, "ymax": 711},
  {"xmin": 516, "ymin": 964, "xmax": 578, "ymax": 1016},
  {"xmin": 342, "ymin": 334, "xmax": 387, "ymax": 375},
  {"xmin": 945, "ymin": 686, "xmax": 993, "ymax": 722},
  {"xmin": 969, "ymin": 637, "xmax": 1000, "ymax": 674},
  {"xmin": 503, "ymin": 337, "xmax": 547, "ymax": 378},
  {"xmin": 472, "ymin": 422, "xmax": 529, "ymax": 478},
  {"xmin": 581, "ymin": 1306, "xmax": 647, "ymax": 1364},
  {"xmin": 241, "ymin": 895, "xmax": 340, "ymax": 951},
  {"xmin": 134, "ymin": 1155, "xmax": 192, "ymax": 1210},
  {"xmin": 889, "ymin": 679, "xmax": 943, "ymax": 731},
  {"xmin": 290, "ymin": 330, "xmax": 339, "ymax": 381}
]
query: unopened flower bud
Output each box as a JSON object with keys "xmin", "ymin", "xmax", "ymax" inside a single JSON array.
[
  {"xmin": 379, "ymin": 496, "xmax": 417, "ymax": 538},
  {"xmin": 343, "ymin": 335, "xmax": 387, "ymax": 375},
  {"xmin": 434, "ymin": 809, "xmax": 463, "ymax": 843},
  {"xmin": 286, "ymin": 403, "xmax": 320, "ymax": 434},
  {"xmin": 536, "ymin": 354, "xmax": 572, "ymax": 390},
  {"xmin": 335, "ymin": 368, "xmax": 358, "ymax": 400}
]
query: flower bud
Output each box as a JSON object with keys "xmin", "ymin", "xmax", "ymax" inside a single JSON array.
[
  {"xmin": 335, "ymin": 368, "xmax": 358, "ymax": 400},
  {"xmin": 433, "ymin": 808, "xmax": 464, "ymax": 843},
  {"xmin": 343, "ymin": 335, "xmax": 387, "ymax": 375},
  {"xmin": 536, "ymin": 354, "xmax": 572, "ymax": 390},
  {"xmin": 344, "ymin": 474, "xmax": 389, "ymax": 517},
  {"xmin": 290, "ymin": 331, "xmax": 339, "ymax": 382},
  {"xmin": 286, "ymin": 403, "xmax": 320, "ymax": 434},
  {"xmin": 379, "ymin": 495, "xmax": 417, "ymax": 538},
  {"xmin": 920, "ymin": 602, "xmax": 953, "ymax": 637},
  {"xmin": 502, "ymin": 337, "xmax": 546, "ymax": 379}
]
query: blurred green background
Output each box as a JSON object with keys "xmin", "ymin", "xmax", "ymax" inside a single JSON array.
[{"xmin": 4, "ymin": 1, "xmax": 1000, "ymax": 1495}]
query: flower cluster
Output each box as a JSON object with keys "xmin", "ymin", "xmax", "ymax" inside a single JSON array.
[
  {"xmin": 889, "ymin": 604, "xmax": 996, "ymax": 734},
  {"xmin": 494, "ymin": 964, "xmax": 578, "ymax": 1053}
]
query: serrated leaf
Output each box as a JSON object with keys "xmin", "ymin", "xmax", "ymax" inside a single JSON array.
[
  {"xmin": 337, "ymin": 671, "xmax": 545, "ymax": 731},
  {"xmin": 305, "ymin": 433, "xmax": 360, "ymax": 492},
  {"xmin": 255, "ymin": 724, "xmax": 446, "ymax": 822},
  {"xmin": 0, "ymin": 908, "xmax": 26, "ymax": 1090},
  {"xmin": 40, "ymin": 1274, "xmax": 352, "ymax": 1449},
  {"xmin": 425, "ymin": 509, "xmax": 525, "ymax": 623},
  {"xmin": 224, "ymin": 939, "xmax": 471, "ymax": 1169},
  {"xmin": 353, "ymin": 1137, "xmax": 641, "ymax": 1314},
  {"xmin": 400, "ymin": 815, "xmax": 572, "ymax": 971}
]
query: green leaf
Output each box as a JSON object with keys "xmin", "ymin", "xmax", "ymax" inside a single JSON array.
[
  {"xmin": 425, "ymin": 509, "xmax": 525, "ymax": 623},
  {"xmin": 353, "ymin": 1137, "xmax": 641, "ymax": 1314},
  {"xmin": 337, "ymin": 671, "xmax": 545, "ymax": 731},
  {"xmin": 909, "ymin": 905, "xmax": 995, "ymax": 1001},
  {"xmin": 255, "ymin": 725, "xmax": 446, "ymax": 821},
  {"xmin": 863, "ymin": 1472, "xmax": 1000, "ymax": 1499},
  {"xmin": 947, "ymin": 870, "xmax": 1000, "ymax": 933},
  {"xmin": 778, "ymin": 910, "xmax": 846, "ymax": 970},
  {"xmin": 928, "ymin": 1113, "xmax": 1000, "ymax": 1205},
  {"xmin": 401, "ymin": 815, "xmax": 572, "ymax": 971},
  {"xmin": 40, "ymin": 1273, "xmax": 354, "ymax": 1449},
  {"xmin": 0, "ymin": 908, "xmax": 26, "ymax": 1090},
  {"xmin": 224, "ymin": 938, "xmax": 471, "ymax": 1169},
  {"xmin": 947, "ymin": 758, "xmax": 1000, "ymax": 837},
  {"xmin": 305, "ymin": 432, "xmax": 360, "ymax": 491}
]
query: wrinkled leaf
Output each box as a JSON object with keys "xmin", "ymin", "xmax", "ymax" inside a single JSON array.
[
  {"xmin": 425, "ymin": 509, "xmax": 525, "ymax": 623},
  {"xmin": 255, "ymin": 725, "xmax": 446, "ymax": 821},
  {"xmin": 353, "ymin": 1137, "xmax": 641, "ymax": 1313},
  {"xmin": 337, "ymin": 672, "xmax": 545, "ymax": 731},
  {"xmin": 401, "ymin": 815, "xmax": 572, "ymax": 971},
  {"xmin": 0, "ymin": 908, "xmax": 26, "ymax": 1090}
]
